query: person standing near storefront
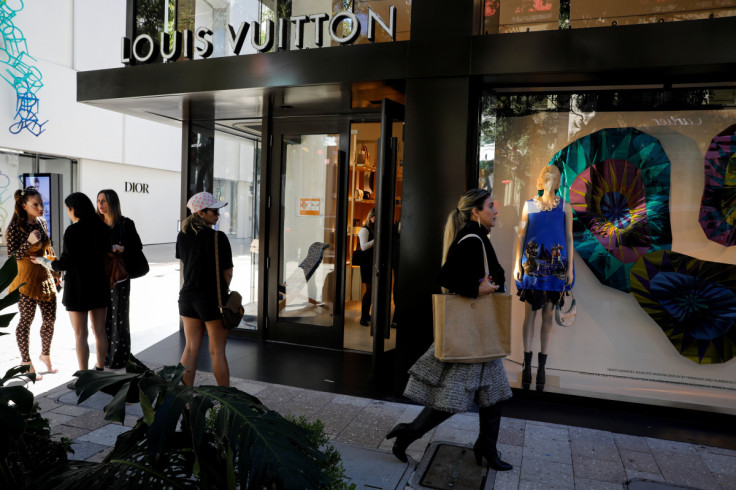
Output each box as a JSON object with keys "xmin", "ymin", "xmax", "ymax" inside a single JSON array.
[
  {"xmin": 97, "ymin": 189, "xmax": 144, "ymax": 369},
  {"xmin": 34, "ymin": 193, "xmax": 111, "ymax": 380},
  {"xmin": 513, "ymin": 165, "xmax": 574, "ymax": 392},
  {"xmin": 6, "ymin": 187, "xmax": 58, "ymax": 380},
  {"xmin": 359, "ymin": 208, "xmax": 375, "ymax": 326},
  {"xmin": 176, "ymin": 192, "xmax": 232, "ymax": 387},
  {"xmin": 386, "ymin": 189, "xmax": 513, "ymax": 471}
]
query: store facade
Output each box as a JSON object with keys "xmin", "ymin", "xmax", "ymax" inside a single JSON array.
[{"xmin": 77, "ymin": 1, "xmax": 736, "ymax": 414}]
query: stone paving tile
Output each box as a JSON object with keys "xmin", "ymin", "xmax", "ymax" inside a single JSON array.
[
  {"xmin": 123, "ymin": 414, "xmax": 138, "ymax": 427},
  {"xmin": 574, "ymin": 477, "xmax": 625, "ymax": 489},
  {"xmin": 85, "ymin": 446, "xmax": 114, "ymax": 463},
  {"xmin": 43, "ymin": 410, "xmax": 75, "ymax": 427},
  {"xmin": 64, "ymin": 409, "xmax": 112, "ymax": 430},
  {"xmin": 572, "ymin": 454, "xmax": 626, "ymax": 484},
  {"xmin": 76, "ymin": 424, "xmax": 131, "ymax": 447},
  {"xmin": 525, "ymin": 420, "xmax": 571, "ymax": 432},
  {"xmin": 35, "ymin": 395, "xmax": 62, "ymax": 412},
  {"xmin": 625, "ymin": 469, "xmax": 665, "ymax": 482},
  {"xmin": 68, "ymin": 441, "xmax": 108, "ymax": 461},
  {"xmin": 652, "ymin": 451, "xmax": 720, "ymax": 489},
  {"xmin": 499, "ymin": 426, "xmax": 526, "ymax": 446},
  {"xmin": 525, "ymin": 421, "xmax": 570, "ymax": 439},
  {"xmin": 486, "ymin": 466, "xmax": 520, "ymax": 489},
  {"xmin": 287, "ymin": 389, "xmax": 336, "ymax": 417},
  {"xmin": 502, "ymin": 416, "xmax": 526, "ymax": 431},
  {"xmin": 334, "ymin": 406, "xmax": 399, "ymax": 448},
  {"xmin": 697, "ymin": 445, "xmax": 736, "ymax": 458},
  {"xmin": 255, "ymin": 384, "xmax": 304, "ymax": 404},
  {"xmin": 520, "ymin": 455, "xmax": 575, "ymax": 487},
  {"xmin": 330, "ymin": 393, "xmax": 374, "ymax": 408},
  {"xmin": 524, "ymin": 434, "xmax": 572, "ymax": 465},
  {"xmin": 571, "ymin": 439, "xmax": 621, "ymax": 461},
  {"xmin": 430, "ymin": 426, "xmax": 476, "ymax": 446},
  {"xmin": 440, "ymin": 412, "xmax": 477, "ymax": 431},
  {"xmin": 715, "ymin": 473, "xmax": 736, "ymax": 489},
  {"xmin": 50, "ymin": 403, "xmax": 93, "ymax": 417},
  {"xmin": 309, "ymin": 400, "xmax": 363, "ymax": 436},
  {"xmin": 51, "ymin": 424, "xmax": 91, "ymax": 441},
  {"xmin": 231, "ymin": 379, "xmax": 268, "ymax": 397},
  {"xmin": 620, "ymin": 449, "xmax": 660, "ymax": 474},
  {"xmin": 613, "ymin": 433, "xmax": 651, "ymax": 453},
  {"xmin": 645, "ymin": 438, "xmax": 698, "ymax": 455},
  {"xmin": 78, "ymin": 392, "xmax": 114, "ymax": 410},
  {"xmin": 568, "ymin": 426, "xmax": 615, "ymax": 444},
  {"xmin": 698, "ymin": 450, "xmax": 736, "ymax": 478}
]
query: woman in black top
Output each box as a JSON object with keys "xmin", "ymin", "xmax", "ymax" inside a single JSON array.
[
  {"xmin": 176, "ymin": 192, "xmax": 232, "ymax": 387},
  {"xmin": 35, "ymin": 192, "xmax": 111, "ymax": 374},
  {"xmin": 385, "ymin": 189, "xmax": 513, "ymax": 471},
  {"xmin": 97, "ymin": 189, "xmax": 144, "ymax": 369}
]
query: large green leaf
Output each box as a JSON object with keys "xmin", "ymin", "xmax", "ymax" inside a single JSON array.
[
  {"xmin": 0, "ymin": 311, "xmax": 19, "ymax": 330},
  {"xmin": 0, "ymin": 287, "xmax": 22, "ymax": 315},
  {"xmin": 0, "ymin": 255, "xmax": 18, "ymax": 291}
]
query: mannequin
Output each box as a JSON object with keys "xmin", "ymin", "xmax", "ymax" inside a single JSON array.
[{"xmin": 513, "ymin": 165, "xmax": 574, "ymax": 391}]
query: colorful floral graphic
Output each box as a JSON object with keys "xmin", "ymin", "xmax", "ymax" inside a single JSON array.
[
  {"xmin": 630, "ymin": 250, "xmax": 736, "ymax": 364},
  {"xmin": 550, "ymin": 128, "xmax": 672, "ymax": 292},
  {"xmin": 699, "ymin": 124, "xmax": 736, "ymax": 246}
]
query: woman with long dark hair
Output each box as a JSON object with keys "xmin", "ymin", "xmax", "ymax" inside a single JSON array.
[
  {"xmin": 6, "ymin": 187, "xmax": 58, "ymax": 380},
  {"xmin": 97, "ymin": 189, "xmax": 143, "ymax": 369},
  {"xmin": 34, "ymin": 192, "xmax": 111, "ymax": 377},
  {"xmin": 176, "ymin": 192, "xmax": 232, "ymax": 386},
  {"xmin": 385, "ymin": 189, "xmax": 513, "ymax": 471}
]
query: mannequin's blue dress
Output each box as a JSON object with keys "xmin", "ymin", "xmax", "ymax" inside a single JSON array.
[{"xmin": 516, "ymin": 197, "xmax": 574, "ymax": 309}]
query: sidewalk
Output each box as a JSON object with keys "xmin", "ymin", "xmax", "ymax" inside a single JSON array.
[{"xmin": 2, "ymin": 244, "xmax": 735, "ymax": 488}]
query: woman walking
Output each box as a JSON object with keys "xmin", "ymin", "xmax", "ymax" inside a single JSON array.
[
  {"xmin": 386, "ymin": 189, "xmax": 513, "ymax": 471},
  {"xmin": 176, "ymin": 192, "xmax": 232, "ymax": 387},
  {"xmin": 35, "ymin": 193, "xmax": 111, "ymax": 377},
  {"xmin": 6, "ymin": 187, "xmax": 58, "ymax": 380},
  {"xmin": 97, "ymin": 189, "xmax": 144, "ymax": 369}
]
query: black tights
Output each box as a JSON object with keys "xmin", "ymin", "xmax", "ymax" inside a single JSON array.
[{"xmin": 361, "ymin": 281, "xmax": 372, "ymax": 323}]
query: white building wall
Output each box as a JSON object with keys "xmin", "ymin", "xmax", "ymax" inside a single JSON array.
[
  {"xmin": 0, "ymin": 0, "xmax": 182, "ymax": 244},
  {"xmin": 79, "ymin": 159, "xmax": 180, "ymax": 245}
]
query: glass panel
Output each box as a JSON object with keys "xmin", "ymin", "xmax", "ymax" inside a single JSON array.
[
  {"xmin": 482, "ymin": 0, "xmax": 736, "ymax": 34},
  {"xmin": 214, "ymin": 128, "xmax": 261, "ymax": 330},
  {"xmin": 480, "ymin": 87, "xmax": 736, "ymax": 413},
  {"xmin": 343, "ymin": 122, "xmax": 400, "ymax": 351},
  {"xmin": 278, "ymin": 133, "xmax": 339, "ymax": 326},
  {"xmin": 0, "ymin": 151, "xmax": 33, "ymax": 252}
]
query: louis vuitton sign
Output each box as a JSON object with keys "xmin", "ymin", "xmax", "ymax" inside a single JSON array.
[{"xmin": 122, "ymin": 6, "xmax": 396, "ymax": 65}]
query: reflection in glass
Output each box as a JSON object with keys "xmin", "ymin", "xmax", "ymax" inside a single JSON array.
[{"xmin": 278, "ymin": 134, "xmax": 339, "ymax": 327}]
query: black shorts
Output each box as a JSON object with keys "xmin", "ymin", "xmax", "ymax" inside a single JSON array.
[{"xmin": 179, "ymin": 299, "xmax": 220, "ymax": 322}]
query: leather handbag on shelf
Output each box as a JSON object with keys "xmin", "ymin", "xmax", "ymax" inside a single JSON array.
[
  {"xmin": 215, "ymin": 231, "xmax": 244, "ymax": 330},
  {"xmin": 105, "ymin": 252, "xmax": 129, "ymax": 288},
  {"xmin": 555, "ymin": 291, "xmax": 576, "ymax": 327},
  {"xmin": 433, "ymin": 234, "xmax": 511, "ymax": 363}
]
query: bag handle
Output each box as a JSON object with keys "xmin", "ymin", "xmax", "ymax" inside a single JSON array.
[
  {"xmin": 214, "ymin": 231, "xmax": 224, "ymax": 314},
  {"xmin": 458, "ymin": 234, "xmax": 489, "ymax": 277}
]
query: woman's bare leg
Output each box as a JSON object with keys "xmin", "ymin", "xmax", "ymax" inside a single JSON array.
[
  {"xmin": 539, "ymin": 303, "xmax": 555, "ymax": 355},
  {"xmin": 89, "ymin": 307, "xmax": 108, "ymax": 369},
  {"xmin": 521, "ymin": 302, "xmax": 538, "ymax": 352},
  {"xmin": 205, "ymin": 319, "xmax": 230, "ymax": 386},
  {"xmin": 68, "ymin": 311, "xmax": 90, "ymax": 370},
  {"xmin": 180, "ymin": 316, "xmax": 205, "ymax": 386}
]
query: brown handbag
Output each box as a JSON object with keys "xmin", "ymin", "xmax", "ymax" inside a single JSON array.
[
  {"xmin": 105, "ymin": 252, "xmax": 129, "ymax": 288},
  {"xmin": 215, "ymin": 231, "xmax": 244, "ymax": 330},
  {"xmin": 433, "ymin": 234, "xmax": 511, "ymax": 363}
]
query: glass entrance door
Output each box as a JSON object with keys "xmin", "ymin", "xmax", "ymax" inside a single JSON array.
[{"xmin": 268, "ymin": 119, "xmax": 347, "ymax": 348}]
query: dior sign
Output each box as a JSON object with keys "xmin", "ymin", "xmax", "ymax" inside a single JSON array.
[
  {"xmin": 125, "ymin": 182, "xmax": 150, "ymax": 193},
  {"xmin": 121, "ymin": 6, "xmax": 396, "ymax": 65}
]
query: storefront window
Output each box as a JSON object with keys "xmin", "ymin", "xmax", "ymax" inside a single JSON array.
[
  {"xmin": 213, "ymin": 129, "xmax": 260, "ymax": 329},
  {"xmin": 482, "ymin": 0, "xmax": 736, "ymax": 34},
  {"xmin": 480, "ymin": 87, "xmax": 736, "ymax": 412}
]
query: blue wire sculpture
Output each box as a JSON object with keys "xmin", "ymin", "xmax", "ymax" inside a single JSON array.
[{"xmin": 0, "ymin": 0, "xmax": 47, "ymax": 136}]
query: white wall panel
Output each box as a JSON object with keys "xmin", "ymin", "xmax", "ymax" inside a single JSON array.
[
  {"xmin": 79, "ymin": 159, "xmax": 180, "ymax": 245},
  {"xmin": 74, "ymin": 0, "xmax": 127, "ymax": 71},
  {"xmin": 123, "ymin": 116, "xmax": 181, "ymax": 172},
  {"xmin": 15, "ymin": 0, "xmax": 73, "ymax": 67}
]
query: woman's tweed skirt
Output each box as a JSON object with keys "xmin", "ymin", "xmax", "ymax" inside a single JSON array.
[{"xmin": 403, "ymin": 344, "xmax": 512, "ymax": 414}]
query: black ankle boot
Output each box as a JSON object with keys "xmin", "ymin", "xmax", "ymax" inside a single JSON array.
[
  {"xmin": 475, "ymin": 405, "xmax": 512, "ymax": 471},
  {"xmin": 386, "ymin": 408, "xmax": 452, "ymax": 463},
  {"xmin": 536, "ymin": 353, "xmax": 548, "ymax": 392},
  {"xmin": 521, "ymin": 351, "xmax": 533, "ymax": 390}
]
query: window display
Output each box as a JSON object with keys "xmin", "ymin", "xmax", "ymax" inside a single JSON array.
[{"xmin": 481, "ymin": 88, "xmax": 736, "ymax": 412}]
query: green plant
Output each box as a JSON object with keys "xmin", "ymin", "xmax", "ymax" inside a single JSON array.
[
  {"xmin": 38, "ymin": 356, "xmax": 330, "ymax": 489},
  {"xmin": 284, "ymin": 415, "xmax": 356, "ymax": 490},
  {"xmin": 0, "ymin": 255, "xmax": 23, "ymax": 337}
]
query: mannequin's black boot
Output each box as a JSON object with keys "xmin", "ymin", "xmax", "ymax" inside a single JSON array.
[
  {"xmin": 385, "ymin": 407, "xmax": 452, "ymax": 463},
  {"xmin": 536, "ymin": 353, "xmax": 548, "ymax": 392},
  {"xmin": 474, "ymin": 405, "xmax": 512, "ymax": 471},
  {"xmin": 521, "ymin": 351, "xmax": 533, "ymax": 390}
]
